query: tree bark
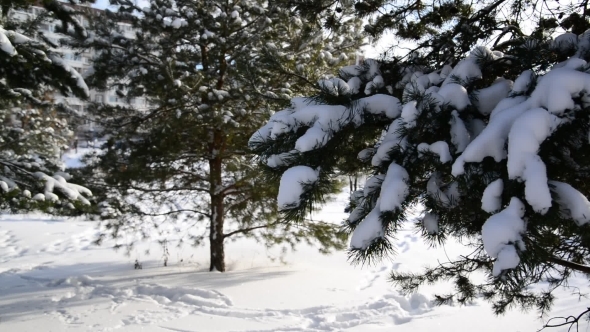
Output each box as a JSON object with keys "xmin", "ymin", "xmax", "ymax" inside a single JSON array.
[
  {"xmin": 209, "ymin": 129, "xmax": 225, "ymax": 272},
  {"xmin": 209, "ymin": 190, "xmax": 225, "ymax": 272}
]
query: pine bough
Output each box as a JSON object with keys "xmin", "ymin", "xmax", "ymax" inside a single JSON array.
[{"xmin": 251, "ymin": 33, "xmax": 590, "ymax": 313}]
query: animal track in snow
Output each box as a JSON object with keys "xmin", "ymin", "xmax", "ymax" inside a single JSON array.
[
  {"xmin": 0, "ymin": 229, "xmax": 12, "ymax": 248},
  {"xmin": 42, "ymin": 228, "xmax": 97, "ymax": 254},
  {"xmin": 398, "ymin": 232, "xmax": 420, "ymax": 253},
  {"xmin": 358, "ymin": 265, "xmax": 389, "ymax": 291},
  {"xmin": 0, "ymin": 228, "xmax": 27, "ymax": 264}
]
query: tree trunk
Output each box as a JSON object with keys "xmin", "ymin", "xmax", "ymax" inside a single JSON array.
[
  {"xmin": 208, "ymin": 129, "xmax": 226, "ymax": 272},
  {"xmin": 209, "ymin": 191, "xmax": 225, "ymax": 272}
]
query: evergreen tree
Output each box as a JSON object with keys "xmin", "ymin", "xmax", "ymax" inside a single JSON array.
[
  {"xmin": 0, "ymin": 0, "xmax": 93, "ymax": 213},
  {"xmin": 251, "ymin": 25, "xmax": 590, "ymax": 314},
  {"xmin": 78, "ymin": 0, "xmax": 364, "ymax": 271},
  {"xmin": 288, "ymin": 0, "xmax": 590, "ymax": 68}
]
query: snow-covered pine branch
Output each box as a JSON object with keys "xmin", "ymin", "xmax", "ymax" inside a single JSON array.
[{"xmin": 252, "ymin": 32, "xmax": 590, "ymax": 313}]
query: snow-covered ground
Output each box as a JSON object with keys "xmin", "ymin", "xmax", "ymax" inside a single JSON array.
[{"xmin": 0, "ymin": 190, "xmax": 587, "ymax": 332}]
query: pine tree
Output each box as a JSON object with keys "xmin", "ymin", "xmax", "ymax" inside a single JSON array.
[
  {"xmin": 288, "ymin": 0, "xmax": 590, "ymax": 69},
  {"xmin": 77, "ymin": 0, "xmax": 364, "ymax": 271},
  {"xmin": 0, "ymin": 0, "xmax": 93, "ymax": 213},
  {"xmin": 251, "ymin": 16, "xmax": 590, "ymax": 315}
]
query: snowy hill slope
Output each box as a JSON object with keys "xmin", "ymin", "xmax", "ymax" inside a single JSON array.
[{"xmin": 0, "ymin": 193, "xmax": 587, "ymax": 331}]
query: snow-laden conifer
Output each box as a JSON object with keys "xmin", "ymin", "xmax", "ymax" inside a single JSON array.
[{"xmin": 252, "ymin": 33, "xmax": 590, "ymax": 313}]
